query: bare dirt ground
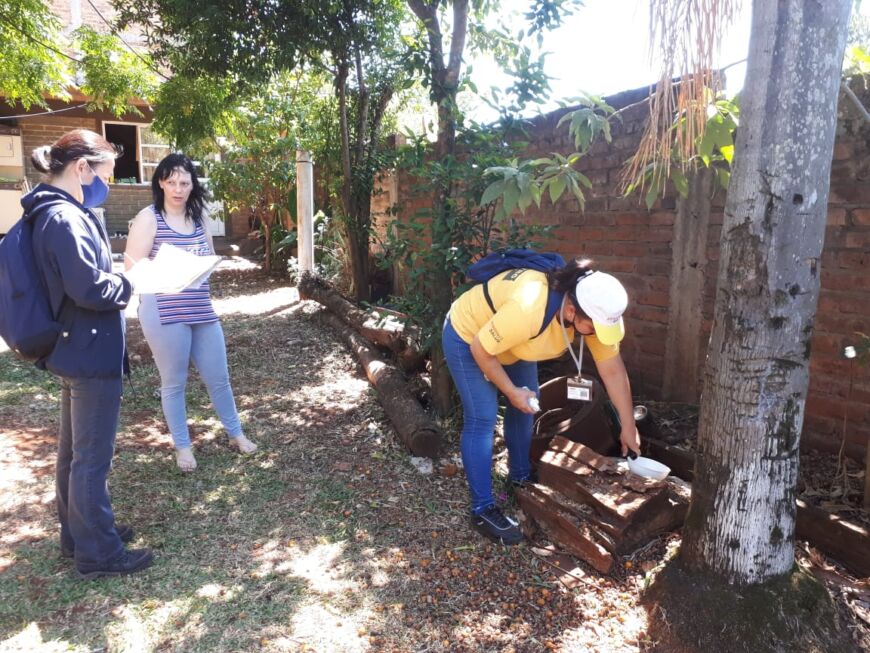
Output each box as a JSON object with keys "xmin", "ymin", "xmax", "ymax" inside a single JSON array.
[{"xmin": 0, "ymin": 263, "xmax": 867, "ymax": 653}]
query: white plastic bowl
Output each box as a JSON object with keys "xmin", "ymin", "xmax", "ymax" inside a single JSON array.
[{"xmin": 627, "ymin": 456, "xmax": 671, "ymax": 481}]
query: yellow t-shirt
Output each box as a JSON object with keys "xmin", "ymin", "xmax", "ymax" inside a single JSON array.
[{"xmin": 448, "ymin": 269, "xmax": 620, "ymax": 365}]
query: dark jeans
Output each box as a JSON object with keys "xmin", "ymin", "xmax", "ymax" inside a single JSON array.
[
  {"xmin": 442, "ymin": 318, "xmax": 537, "ymax": 513},
  {"xmin": 57, "ymin": 376, "xmax": 125, "ymax": 566}
]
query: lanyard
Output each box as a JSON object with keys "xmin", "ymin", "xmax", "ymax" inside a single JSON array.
[{"xmin": 559, "ymin": 293, "xmax": 585, "ymax": 376}]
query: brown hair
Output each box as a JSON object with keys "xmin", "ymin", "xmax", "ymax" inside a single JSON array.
[
  {"xmin": 30, "ymin": 129, "xmax": 120, "ymax": 176},
  {"xmin": 547, "ymin": 257, "xmax": 595, "ymax": 317}
]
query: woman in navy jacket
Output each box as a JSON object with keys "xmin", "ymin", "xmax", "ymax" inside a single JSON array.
[{"xmin": 25, "ymin": 129, "xmax": 153, "ymax": 579}]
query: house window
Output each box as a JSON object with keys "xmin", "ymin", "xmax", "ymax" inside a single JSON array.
[{"xmin": 102, "ymin": 122, "xmax": 171, "ymax": 184}]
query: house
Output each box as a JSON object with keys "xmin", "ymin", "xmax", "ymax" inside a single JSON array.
[{"xmin": 0, "ymin": 0, "xmax": 231, "ymax": 241}]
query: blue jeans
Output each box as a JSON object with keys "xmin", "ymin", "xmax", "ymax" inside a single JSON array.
[
  {"xmin": 442, "ymin": 318, "xmax": 537, "ymax": 514},
  {"xmin": 57, "ymin": 376, "xmax": 125, "ymax": 566},
  {"xmin": 139, "ymin": 295, "xmax": 243, "ymax": 449}
]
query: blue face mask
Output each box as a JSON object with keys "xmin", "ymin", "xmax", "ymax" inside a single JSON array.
[{"xmin": 81, "ymin": 164, "xmax": 110, "ymax": 208}]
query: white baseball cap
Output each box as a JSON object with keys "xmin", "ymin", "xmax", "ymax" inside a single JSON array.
[{"xmin": 574, "ymin": 271, "xmax": 628, "ymax": 345}]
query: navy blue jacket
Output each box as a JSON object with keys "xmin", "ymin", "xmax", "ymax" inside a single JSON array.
[{"xmin": 23, "ymin": 184, "xmax": 132, "ymax": 378}]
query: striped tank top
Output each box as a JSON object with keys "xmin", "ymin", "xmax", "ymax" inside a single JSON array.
[{"xmin": 149, "ymin": 205, "xmax": 219, "ymax": 325}]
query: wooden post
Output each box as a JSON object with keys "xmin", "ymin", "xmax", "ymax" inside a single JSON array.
[
  {"xmin": 661, "ymin": 167, "xmax": 713, "ymax": 402},
  {"xmin": 864, "ymin": 443, "xmax": 870, "ymax": 509},
  {"xmin": 296, "ymin": 150, "xmax": 314, "ymax": 273}
]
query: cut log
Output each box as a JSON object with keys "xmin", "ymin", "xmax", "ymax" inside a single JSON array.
[
  {"xmin": 516, "ymin": 484, "xmax": 614, "ymax": 574},
  {"xmin": 644, "ymin": 436, "xmax": 870, "ymax": 578},
  {"xmin": 320, "ymin": 311, "xmax": 440, "ymax": 458},
  {"xmin": 548, "ymin": 435, "xmax": 620, "ymax": 473},
  {"xmin": 299, "ymin": 272, "xmax": 424, "ymax": 371},
  {"xmin": 795, "ymin": 499, "xmax": 870, "ymax": 578}
]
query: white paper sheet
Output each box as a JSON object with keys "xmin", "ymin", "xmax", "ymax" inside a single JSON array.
[{"xmin": 126, "ymin": 243, "xmax": 222, "ymax": 295}]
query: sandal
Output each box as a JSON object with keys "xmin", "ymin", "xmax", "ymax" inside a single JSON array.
[
  {"xmin": 175, "ymin": 447, "xmax": 197, "ymax": 472},
  {"xmin": 230, "ymin": 435, "xmax": 258, "ymax": 454}
]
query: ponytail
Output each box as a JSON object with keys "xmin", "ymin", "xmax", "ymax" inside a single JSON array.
[
  {"xmin": 547, "ymin": 258, "xmax": 595, "ymax": 315},
  {"xmin": 30, "ymin": 129, "xmax": 119, "ymax": 176}
]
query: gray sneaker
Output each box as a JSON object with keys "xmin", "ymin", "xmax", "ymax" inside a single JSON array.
[{"xmin": 471, "ymin": 505, "xmax": 523, "ymax": 545}]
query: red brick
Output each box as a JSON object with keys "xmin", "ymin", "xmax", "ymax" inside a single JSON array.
[
  {"xmin": 614, "ymin": 213, "xmax": 649, "ymax": 226},
  {"xmin": 649, "ymin": 211, "xmax": 675, "ymax": 226},
  {"xmin": 827, "ymin": 208, "xmax": 847, "ymax": 226},
  {"xmin": 831, "ymin": 250, "xmax": 867, "ymax": 269},
  {"xmin": 832, "ymin": 142, "xmax": 853, "ymax": 160},
  {"xmin": 846, "ymin": 231, "xmax": 870, "ymax": 251},
  {"xmin": 851, "ymin": 209, "xmax": 870, "ymax": 225}
]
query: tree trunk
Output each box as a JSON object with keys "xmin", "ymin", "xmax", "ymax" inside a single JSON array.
[
  {"xmin": 681, "ymin": 0, "xmax": 853, "ymax": 585},
  {"xmin": 346, "ymin": 227, "xmax": 371, "ymax": 302},
  {"xmin": 407, "ymin": 0, "xmax": 468, "ymax": 417},
  {"xmin": 262, "ymin": 219, "xmax": 272, "ymax": 273}
]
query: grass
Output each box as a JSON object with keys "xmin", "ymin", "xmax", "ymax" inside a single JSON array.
[{"xmin": 0, "ymin": 274, "xmax": 389, "ymax": 652}]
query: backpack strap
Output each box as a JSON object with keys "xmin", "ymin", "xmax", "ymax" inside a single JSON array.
[
  {"xmin": 481, "ymin": 273, "xmax": 563, "ymax": 340},
  {"xmin": 533, "ymin": 289, "xmax": 564, "ymax": 339},
  {"xmin": 482, "ymin": 280, "xmax": 496, "ymax": 314}
]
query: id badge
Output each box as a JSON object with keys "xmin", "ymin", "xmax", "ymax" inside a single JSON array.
[{"xmin": 566, "ymin": 376, "xmax": 593, "ymax": 402}]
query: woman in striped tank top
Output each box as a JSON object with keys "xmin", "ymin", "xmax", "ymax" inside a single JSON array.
[{"xmin": 125, "ymin": 154, "xmax": 257, "ymax": 472}]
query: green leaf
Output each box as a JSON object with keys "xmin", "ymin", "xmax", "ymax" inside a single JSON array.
[
  {"xmin": 720, "ymin": 144, "xmax": 735, "ymax": 164},
  {"xmin": 575, "ymin": 172, "xmax": 593, "ymax": 189},
  {"xmin": 549, "ymin": 176, "xmax": 567, "ymax": 203},
  {"xmin": 645, "ymin": 181, "xmax": 660, "ymax": 210},
  {"xmin": 716, "ymin": 167, "xmax": 731, "ymax": 189},
  {"xmin": 530, "ymin": 183, "xmax": 542, "ymax": 208},
  {"xmin": 503, "ymin": 182, "xmax": 521, "ymax": 216},
  {"xmin": 481, "ymin": 179, "xmax": 506, "ymax": 205}
]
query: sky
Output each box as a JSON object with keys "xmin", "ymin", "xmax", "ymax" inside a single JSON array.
[{"xmin": 465, "ymin": 0, "xmax": 753, "ymax": 123}]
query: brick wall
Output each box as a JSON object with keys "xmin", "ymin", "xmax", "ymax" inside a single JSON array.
[
  {"xmin": 102, "ymin": 184, "xmax": 152, "ymax": 234},
  {"xmin": 19, "ymin": 117, "xmax": 152, "ymax": 232},
  {"xmin": 387, "ymin": 85, "xmax": 870, "ymax": 458},
  {"xmin": 21, "ymin": 116, "xmax": 99, "ymax": 186}
]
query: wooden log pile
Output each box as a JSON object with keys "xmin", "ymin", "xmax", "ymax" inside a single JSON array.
[
  {"xmin": 517, "ymin": 436, "xmax": 690, "ymax": 574},
  {"xmin": 299, "ymin": 272, "xmax": 440, "ymax": 458}
]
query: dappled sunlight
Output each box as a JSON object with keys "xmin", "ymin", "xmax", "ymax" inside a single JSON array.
[
  {"xmin": 103, "ymin": 595, "xmax": 206, "ymax": 653},
  {"xmin": 251, "ymin": 540, "xmax": 354, "ymax": 595},
  {"xmin": 213, "ymin": 286, "xmax": 300, "ymax": 316},
  {"xmin": 1, "ymin": 267, "xmax": 675, "ymax": 651},
  {"xmin": 1, "ymin": 623, "xmax": 85, "ymax": 653},
  {"xmin": 287, "ymin": 602, "xmax": 372, "ymax": 653}
]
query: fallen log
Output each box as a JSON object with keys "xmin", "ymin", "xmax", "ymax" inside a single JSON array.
[
  {"xmin": 299, "ymin": 272, "xmax": 425, "ymax": 371},
  {"xmin": 643, "ymin": 435, "xmax": 870, "ymax": 578},
  {"xmin": 320, "ymin": 311, "xmax": 440, "ymax": 458}
]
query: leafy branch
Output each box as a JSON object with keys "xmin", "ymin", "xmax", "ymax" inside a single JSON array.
[{"xmin": 479, "ymin": 93, "xmax": 615, "ymax": 216}]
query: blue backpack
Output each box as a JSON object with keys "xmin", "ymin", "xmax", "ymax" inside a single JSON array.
[
  {"xmin": 466, "ymin": 248, "xmax": 566, "ymax": 338},
  {"xmin": 0, "ymin": 206, "xmax": 62, "ymax": 362}
]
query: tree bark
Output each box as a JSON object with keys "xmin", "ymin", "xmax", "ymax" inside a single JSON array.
[{"xmin": 680, "ymin": 0, "xmax": 853, "ymax": 585}]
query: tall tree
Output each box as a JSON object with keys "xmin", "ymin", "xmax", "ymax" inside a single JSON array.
[
  {"xmin": 0, "ymin": 0, "xmax": 158, "ymax": 115},
  {"xmin": 640, "ymin": 1, "xmax": 857, "ymax": 649},
  {"xmin": 115, "ymin": 0, "xmax": 410, "ymax": 298},
  {"xmin": 681, "ymin": 0, "xmax": 853, "ymax": 582}
]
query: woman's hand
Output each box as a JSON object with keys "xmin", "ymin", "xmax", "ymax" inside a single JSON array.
[
  {"xmin": 508, "ymin": 386, "xmax": 539, "ymax": 414},
  {"xmin": 620, "ymin": 425, "xmax": 641, "ymax": 457}
]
